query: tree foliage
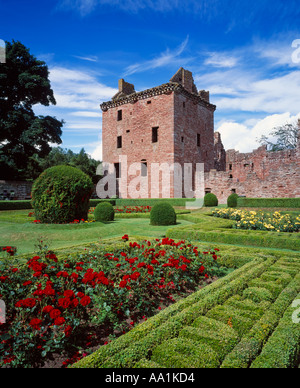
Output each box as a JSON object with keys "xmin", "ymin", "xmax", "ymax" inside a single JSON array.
[
  {"xmin": 0, "ymin": 40, "xmax": 64, "ymax": 179},
  {"xmin": 257, "ymin": 121, "xmax": 299, "ymax": 152},
  {"xmin": 38, "ymin": 147, "xmax": 101, "ymax": 183}
]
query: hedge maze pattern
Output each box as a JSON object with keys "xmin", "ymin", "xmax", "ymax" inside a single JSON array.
[{"xmin": 73, "ymin": 255, "xmax": 300, "ymax": 368}]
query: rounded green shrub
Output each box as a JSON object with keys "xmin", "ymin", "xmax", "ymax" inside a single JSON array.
[
  {"xmin": 227, "ymin": 193, "xmax": 239, "ymax": 208},
  {"xmin": 94, "ymin": 202, "xmax": 115, "ymax": 222},
  {"xmin": 150, "ymin": 202, "xmax": 177, "ymax": 226},
  {"xmin": 204, "ymin": 193, "xmax": 218, "ymax": 207},
  {"xmin": 31, "ymin": 165, "xmax": 94, "ymax": 224}
]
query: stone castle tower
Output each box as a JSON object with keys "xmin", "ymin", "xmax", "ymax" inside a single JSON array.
[
  {"xmin": 100, "ymin": 67, "xmax": 218, "ymax": 198},
  {"xmin": 100, "ymin": 69, "xmax": 300, "ymax": 201}
]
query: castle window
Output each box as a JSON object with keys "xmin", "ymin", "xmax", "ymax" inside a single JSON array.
[
  {"xmin": 141, "ymin": 161, "xmax": 148, "ymax": 177},
  {"xmin": 197, "ymin": 133, "xmax": 201, "ymax": 147},
  {"xmin": 181, "ymin": 136, "xmax": 184, "ymax": 143},
  {"xmin": 117, "ymin": 136, "xmax": 122, "ymax": 149},
  {"xmin": 229, "ymin": 174, "xmax": 233, "ymax": 179},
  {"xmin": 152, "ymin": 127, "xmax": 158, "ymax": 143},
  {"xmin": 117, "ymin": 110, "xmax": 122, "ymax": 121},
  {"xmin": 183, "ymin": 102, "xmax": 186, "ymax": 108},
  {"xmin": 147, "ymin": 100, "xmax": 151, "ymax": 105},
  {"xmin": 229, "ymin": 164, "xmax": 232, "ymax": 170},
  {"xmin": 114, "ymin": 163, "xmax": 121, "ymax": 179}
]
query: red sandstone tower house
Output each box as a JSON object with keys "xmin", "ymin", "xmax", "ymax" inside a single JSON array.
[{"xmin": 100, "ymin": 68, "xmax": 218, "ymax": 198}]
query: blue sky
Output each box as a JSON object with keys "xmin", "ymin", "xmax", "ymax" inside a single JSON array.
[{"xmin": 1, "ymin": 0, "xmax": 300, "ymax": 160}]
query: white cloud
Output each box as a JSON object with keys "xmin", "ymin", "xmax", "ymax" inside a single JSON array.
[
  {"xmin": 216, "ymin": 112, "xmax": 300, "ymax": 152},
  {"xmin": 204, "ymin": 52, "xmax": 239, "ymax": 68},
  {"xmin": 88, "ymin": 141, "xmax": 103, "ymax": 161},
  {"xmin": 73, "ymin": 55, "xmax": 98, "ymax": 62},
  {"xmin": 65, "ymin": 122, "xmax": 100, "ymax": 130},
  {"xmin": 124, "ymin": 36, "xmax": 190, "ymax": 76},
  {"xmin": 252, "ymin": 37, "xmax": 300, "ymax": 68},
  {"xmin": 57, "ymin": 0, "xmax": 211, "ymax": 16},
  {"xmin": 49, "ymin": 66, "xmax": 117, "ymax": 110},
  {"xmin": 196, "ymin": 67, "xmax": 300, "ymax": 115},
  {"xmin": 70, "ymin": 111, "xmax": 102, "ymax": 117}
]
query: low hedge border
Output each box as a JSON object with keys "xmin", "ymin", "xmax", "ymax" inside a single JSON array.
[
  {"xmin": 237, "ymin": 197, "xmax": 300, "ymax": 208},
  {"xmin": 0, "ymin": 200, "xmax": 33, "ymax": 210},
  {"xmin": 221, "ymin": 273, "xmax": 300, "ymax": 368},
  {"xmin": 115, "ymin": 198, "xmax": 196, "ymax": 207},
  {"xmin": 0, "ymin": 199, "xmax": 116, "ymax": 211},
  {"xmin": 167, "ymin": 212, "xmax": 300, "ymax": 251}
]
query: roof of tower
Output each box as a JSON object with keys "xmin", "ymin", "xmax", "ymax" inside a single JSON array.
[{"xmin": 100, "ymin": 68, "xmax": 216, "ymax": 112}]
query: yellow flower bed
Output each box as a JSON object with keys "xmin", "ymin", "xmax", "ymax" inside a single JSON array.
[{"xmin": 212, "ymin": 209, "xmax": 300, "ymax": 233}]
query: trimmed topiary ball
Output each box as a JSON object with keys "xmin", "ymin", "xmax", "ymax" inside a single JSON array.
[
  {"xmin": 31, "ymin": 165, "xmax": 94, "ymax": 224},
  {"xmin": 94, "ymin": 202, "xmax": 115, "ymax": 222},
  {"xmin": 150, "ymin": 202, "xmax": 177, "ymax": 226},
  {"xmin": 227, "ymin": 193, "xmax": 239, "ymax": 208},
  {"xmin": 204, "ymin": 193, "xmax": 218, "ymax": 207}
]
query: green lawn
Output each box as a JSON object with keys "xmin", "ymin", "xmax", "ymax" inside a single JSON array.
[
  {"xmin": 1, "ymin": 206, "xmax": 300, "ymax": 368},
  {"xmin": 0, "ymin": 210, "xmax": 193, "ymax": 255}
]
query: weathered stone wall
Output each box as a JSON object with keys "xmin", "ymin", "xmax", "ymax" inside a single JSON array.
[
  {"xmin": 0, "ymin": 180, "xmax": 32, "ymax": 200},
  {"xmin": 102, "ymin": 91, "xmax": 176, "ymax": 198},
  {"xmin": 205, "ymin": 141, "xmax": 300, "ymax": 203}
]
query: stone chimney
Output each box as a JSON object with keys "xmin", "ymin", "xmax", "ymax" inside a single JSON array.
[
  {"xmin": 199, "ymin": 90, "xmax": 210, "ymax": 102},
  {"xmin": 112, "ymin": 79, "xmax": 135, "ymax": 101},
  {"xmin": 118, "ymin": 79, "xmax": 135, "ymax": 95},
  {"xmin": 170, "ymin": 67, "xmax": 197, "ymax": 94}
]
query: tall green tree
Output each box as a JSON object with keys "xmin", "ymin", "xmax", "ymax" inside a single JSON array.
[
  {"xmin": 0, "ymin": 40, "xmax": 64, "ymax": 179},
  {"xmin": 257, "ymin": 121, "xmax": 299, "ymax": 151},
  {"xmin": 38, "ymin": 147, "xmax": 101, "ymax": 183}
]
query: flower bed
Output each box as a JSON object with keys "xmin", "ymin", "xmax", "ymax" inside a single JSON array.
[
  {"xmin": 0, "ymin": 237, "xmax": 226, "ymax": 368},
  {"xmin": 29, "ymin": 211, "xmax": 95, "ymax": 224},
  {"xmin": 212, "ymin": 209, "xmax": 300, "ymax": 233},
  {"xmin": 114, "ymin": 205, "xmax": 152, "ymax": 214}
]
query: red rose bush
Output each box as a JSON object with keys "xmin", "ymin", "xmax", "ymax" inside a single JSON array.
[{"xmin": 0, "ymin": 237, "xmax": 226, "ymax": 368}]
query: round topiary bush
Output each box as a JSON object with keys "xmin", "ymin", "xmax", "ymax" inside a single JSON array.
[
  {"xmin": 150, "ymin": 202, "xmax": 177, "ymax": 226},
  {"xmin": 227, "ymin": 193, "xmax": 239, "ymax": 208},
  {"xmin": 31, "ymin": 165, "xmax": 94, "ymax": 224},
  {"xmin": 204, "ymin": 193, "xmax": 218, "ymax": 207},
  {"xmin": 94, "ymin": 202, "xmax": 115, "ymax": 222}
]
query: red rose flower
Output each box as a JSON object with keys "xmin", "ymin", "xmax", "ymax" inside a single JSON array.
[
  {"xmin": 80, "ymin": 295, "xmax": 91, "ymax": 307},
  {"xmin": 29, "ymin": 318, "xmax": 42, "ymax": 330},
  {"xmin": 50, "ymin": 309, "xmax": 61, "ymax": 320},
  {"xmin": 119, "ymin": 280, "xmax": 127, "ymax": 288},
  {"xmin": 43, "ymin": 305, "xmax": 54, "ymax": 314},
  {"xmin": 64, "ymin": 325, "xmax": 73, "ymax": 337},
  {"xmin": 54, "ymin": 317, "xmax": 66, "ymax": 326},
  {"xmin": 58, "ymin": 297, "xmax": 71, "ymax": 309},
  {"xmin": 130, "ymin": 272, "xmax": 141, "ymax": 281}
]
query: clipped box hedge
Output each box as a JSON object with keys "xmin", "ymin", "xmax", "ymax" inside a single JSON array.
[
  {"xmin": 0, "ymin": 198, "xmax": 116, "ymax": 211},
  {"xmin": 0, "ymin": 200, "xmax": 33, "ymax": 210},
  {"xmin": 72, "ymin": 255, "xmax": 300, "ymax": 369},
  {"xmin": 115, "ymin": 198, "xmax": 195, "ymax": 207},
  {"xmin": 237, "ymin": 197, "xmax": 300, "ymax": 208}
]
